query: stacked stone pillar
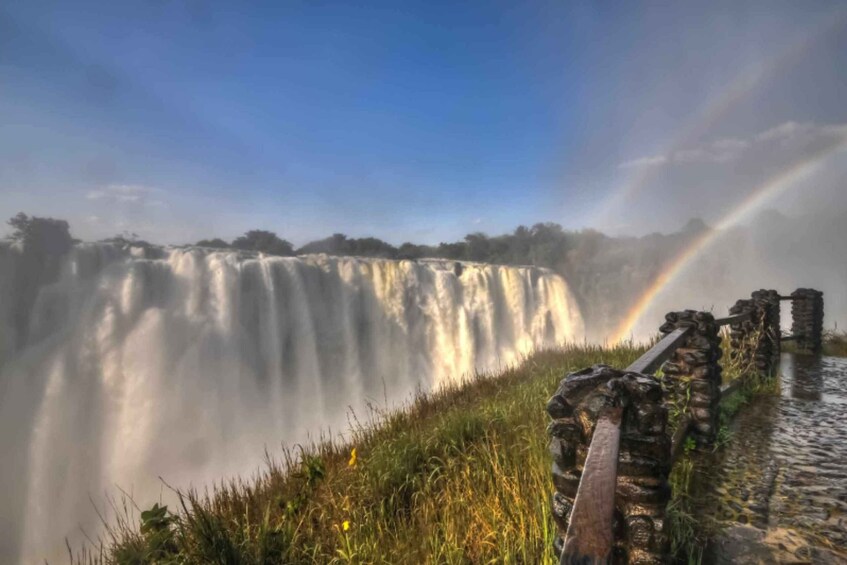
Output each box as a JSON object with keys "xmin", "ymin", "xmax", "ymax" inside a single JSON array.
[
  {"xmin": 791, "ymin": 288, "xmax": 824, "ymax": 354},
  {"xmin": 659, "ymin": 311, "xmax": 722, "ymax": 446},
  {"xmin": 547, "ymin": 365, "xmax": 670, "ymax": 564},
  {"xmin": 752, "ymin": 289, "xmax": 782, "ymax": 371},
  {"xmin": 728, "ymin": 297, "xmax": 757, "ymax": 375},
  {"xmin": 729, "ymin": 290, "xmax": 781, "ymax": 379}
]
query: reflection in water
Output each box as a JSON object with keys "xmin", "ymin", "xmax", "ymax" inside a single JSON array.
[
  {"xmin": 789, "ymin": 354, "xmax": 824, "ymax": 401},
  {"xmin": 690, "ymin": 353, "xmax": 847, "ymax": 560}
]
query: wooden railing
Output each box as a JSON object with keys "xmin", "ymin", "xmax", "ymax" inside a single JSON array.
[{"xmin": 551, "ymin": 289, "xmax": 824, "ymax": 565}]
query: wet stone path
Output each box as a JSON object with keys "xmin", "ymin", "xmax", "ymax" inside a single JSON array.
[{"xmin": 690, "ymin": 353, "xmax": 847, "ymax": 563}]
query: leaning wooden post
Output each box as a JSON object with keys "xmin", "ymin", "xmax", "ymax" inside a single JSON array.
[
  {"xmin": 659, "ymin": 310, "xmax": 722, "ymax": 446},
  {"xmin": 791, "ymin": 288, "xmax": 824, "ymax": 354},
  {"xmin": 547, "ymin": 365, "xmax": 670, "ymax": 564}
]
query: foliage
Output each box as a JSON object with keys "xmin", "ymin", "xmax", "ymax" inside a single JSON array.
[
  {"xmin": 101, "ymin": 232, "xmax": 154, "ymax": 248},
  {"xmin": 822, "ymin": 329, "xmax": 847, "ymax": 357},
  {"xmin": 74, "ymin": 343, "xmax": 646, "ymax": 565},
  {"xmin": 6, "ymin": 212, "xmax": 73, "ymax": 255},
  {"xmin": 195, "ymin": 238, "xmax": 231, "ymax": 249},
  {"xmin": 232, "ymin": 230, "xmax": 295, "ymax": 256},
  {"xmin": 296, "ymin": 233, "xmax": 397, "ymax": 258}
]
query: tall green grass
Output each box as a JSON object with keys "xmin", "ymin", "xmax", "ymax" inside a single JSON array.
[
  {"xmin": 780, "ymin": 328, "xmax": 847, "ymax": 357},
  {"xmin": 822, "ymin": 329, "xmax": 847, "ymax": 357},
  {"xmin": 665, "ymin": 327, "xmax": 780, "ymax": 564},
  {"xmin": 74, "ymin": 326, "xmax": 778, "ymax": 565},
  {"xmin": 74, "ymin": 343, "xmax": 645, "ymax": 565}
]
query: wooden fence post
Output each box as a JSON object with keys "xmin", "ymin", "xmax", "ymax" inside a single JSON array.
[
  {"xmin": 659, "ymin": 311, "xmax": 722, "ymax": 447},
  {"xmin": 791, "ymin": 288, "xmax": 824, "ymax": 354},
  {"xmin": 547, "ymin": 365, "xmax": 670, "ymax": 564}
]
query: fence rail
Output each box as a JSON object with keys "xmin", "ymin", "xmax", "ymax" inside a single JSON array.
[
  {"xmin": 625, "ymin": 326, "xmax": 692, "ymax": 374},
  {"xmin": 713, "ymin": 310, "xmax": 752, "ymax": 326},
  {"xmin": 549, "ymin": 288, "xmax": 825, "ymax": 565}
]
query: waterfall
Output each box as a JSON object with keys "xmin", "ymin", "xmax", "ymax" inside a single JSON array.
[{"xmin": 0, "ymin": 242, "xmax": 583, "ymax": 562}]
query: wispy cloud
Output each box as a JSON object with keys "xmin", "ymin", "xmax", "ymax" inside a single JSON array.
[
  {"xmin": 618, "ymin": 155, "xmax": 668, "ymax": 169},
  {"xmin": 618, "ymin": 121, "xmax": 847, "ymax": 171},
  {"xmin": 85, "ymin": 184, "xmax": 166, "ymax": 207}
]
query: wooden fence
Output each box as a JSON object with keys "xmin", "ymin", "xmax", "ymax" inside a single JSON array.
[{"xmin": 546, "ymin": 288, "xmax": 824, "ymax": 564}]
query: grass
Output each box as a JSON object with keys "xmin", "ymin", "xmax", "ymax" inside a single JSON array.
[
  {"xmin": 74, "ymin": 343, "xmax": 646, "ymax": 565},
  {"xmin": 780, "ymin": 328, "xmax": 847, "ymax": 357},
  {"xmin": 665, "ymin": 326, "xmax": 781, "ymax": 564},
  {"xmin": 822, "ymin": 329, "xmax": 847, "ymax": 357},
  {"xmin": 73, "ymin": 327, "xmax": 778, "ymax": 565}
]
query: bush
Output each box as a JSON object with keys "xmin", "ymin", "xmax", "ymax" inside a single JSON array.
[
  {"xmin": 232, "ymin": 230, "xmax": 294, "ymax": 256},
  {"xmin": 195, "ymin": 238, "xmax": 231, "ymax": 249},
  {"xmin": 7, "ymin": 212, "xmax": 73, "ymax": 255}
]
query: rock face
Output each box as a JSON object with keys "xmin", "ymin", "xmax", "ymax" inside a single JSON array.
[
  {"xmin": 547, "ymin": 365, "xmax": 670, "ymax": 564},
  {"xmin": 791, "ymin": 288, "xmax": 824, "ymax": 354},
  {"xmin": 659, "ymin": 310, "xmax": 722, "ymax": 445}
]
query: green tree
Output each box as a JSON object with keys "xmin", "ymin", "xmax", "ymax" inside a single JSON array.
[
  {"xmin": 232, "ymin": 230, "xmax": 294, "ymax": 256},
  {"xmin": 7, "ymin": 212, "xmax": 73, "ymax": 255},
  {"xmin": 196, "ymin": 238, "xmax": 231, "ymax": 249},
  {"xmin": 464, "ymin": 232, "xmax": 491, "ymax": 262}
]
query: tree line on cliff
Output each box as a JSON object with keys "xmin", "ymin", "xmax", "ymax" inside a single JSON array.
[{"xmin": 5, "ymin": 213, "xmax": 709, "ymax": 337}]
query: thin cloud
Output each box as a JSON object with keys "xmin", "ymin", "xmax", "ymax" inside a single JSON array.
[
  {"xmin": 85, "ymin": 184, "xmax": 166, "ymax": 207},
  {"xmin": 619, "ymin": 122, "xmax": 846, "ymax": 171},
  {"xmin": 618, "ymin": 155, "xmax": 668, "ymax": 169}
]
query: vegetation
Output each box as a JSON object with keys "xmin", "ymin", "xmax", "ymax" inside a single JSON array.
[
  {"xmin": 68, "ymin": 323, "xmax": 778, "ymax": 565},
  {"xmin": 195, "ymin": 238, "xmax": 231, "ymax": 249},
  {"xmin": 297, "ymin": 233, "xmax": 397, "ymax": 258},
  {"xmin": 74, "ymin": 343, "xmax": 646, "ymax": 565},
  {"xmin": 232, "ymin": 230, "xmax": 295, "ymax": 256},
  {"xmin": 822, "ymin": 329, "xmax": 847, "ymax": 357},
  {"xmin": 101, "ymin": 231, "xmax": 157, "ymax": 249},
  {"xmin": 6, "ymin": 212, "xmax": 73, "ymax": 255},
  {"xmin": 6, "ymin": 211, "xmax": 712, "ymax": 335},
  {"xmin": 664, "ymin": 327, "xmax": 781, "ymax": 564}
]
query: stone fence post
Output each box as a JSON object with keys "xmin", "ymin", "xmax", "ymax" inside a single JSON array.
[
  {"xmin": 730, "ymin": 290, "xmax": 781, "ymax": 379},
  {"xmin": 791, "ymin": 288, "xmax": 824, "ymax": 354},
  {"xmin": 753, "ymin": 289, "xmax": 781, "ymax": 369},
  {"xmin": 659, "ymin": 310, "xmax": 722, "ymax": 447},
  {"xmin": 547, "ymin": 365, "xmax": 670, "ymax": 564}
]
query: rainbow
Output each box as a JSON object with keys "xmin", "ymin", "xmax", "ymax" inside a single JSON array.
[
  {"xmin": 592, "ymin": 10, "xmax": 847, "ymax": 226},
  {"xmin": 610, "ymin": 133, "xmax": 847, "ymax": 343}
]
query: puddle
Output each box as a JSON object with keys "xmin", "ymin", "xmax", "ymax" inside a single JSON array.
[{"xmin": 685, "ymin": 353, "xmax": 847, "ymax": 562}]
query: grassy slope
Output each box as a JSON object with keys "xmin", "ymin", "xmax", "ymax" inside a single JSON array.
[
  {"xmin": 77, "ymin": 327, "xmax": 846, "ymax": 564},
  {"xmin": 79, "ymin": 344, "xmax": 647, "ymax": 565}
]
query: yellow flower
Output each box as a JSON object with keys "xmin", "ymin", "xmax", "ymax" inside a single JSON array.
[
  {"xmin": 342, "ymin": 520, "xmax": 350, "ymax": 532},
  {"xmin": 348, "ymin": 447, "xmax": 357, "ymax": 467}
]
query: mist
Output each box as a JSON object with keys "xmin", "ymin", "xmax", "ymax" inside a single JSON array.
[{"xmin": 2, "ymin": 1, "xmax": 847, "ymax": 562}]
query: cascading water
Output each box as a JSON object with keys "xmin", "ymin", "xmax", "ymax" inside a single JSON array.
[{"xmin": 0, "ymin": 242, "xmax": 583, "ymax": 563}]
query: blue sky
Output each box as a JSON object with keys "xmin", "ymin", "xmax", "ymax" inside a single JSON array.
[{"xmin": 2, "ymin": 1, "xmax": 847, "ymax": 245}]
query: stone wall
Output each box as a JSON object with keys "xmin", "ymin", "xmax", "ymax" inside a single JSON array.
[
  {"xmin": 791, "ymin": 288, "xmax": 824, "ymax": 354},
  {"xmin": 547, "ymin": 365, "xmax": 670, "ymax": 564},
  {"xmin": 659, "ymin": 311, "xmax": 722, "ymax": 446}
]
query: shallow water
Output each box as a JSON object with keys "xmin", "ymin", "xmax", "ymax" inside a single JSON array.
[{"xmin": 691, "ymin": 353, "xmax": 847, "ymax": 561}]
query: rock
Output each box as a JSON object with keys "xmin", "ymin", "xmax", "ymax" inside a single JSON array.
[
  {"xmin": 706, "ymin": 525, "xmax": 779, "ymax": 564},
  {"xmin": 707, "ymin": 525, "xmax": 847, "ymax": 565}
]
